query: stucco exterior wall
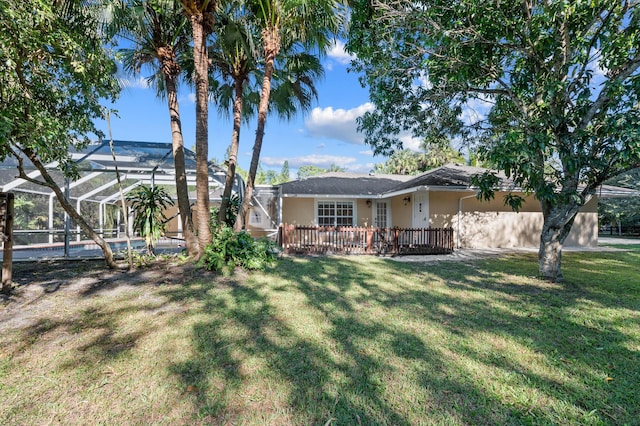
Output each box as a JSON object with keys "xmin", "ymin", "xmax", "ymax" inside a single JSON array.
[
  {"xmin": 429, "ymin": 191, "xmax": 598, "ymax": 248},
  {"xmin": 356, "ymin": 199, "xmax": 371, "ymax": 226},
  {"xmin": 389, "ymin": 195, "xmax": 413, "ymax": 228},
  {"xmin": 282, "ymin": 197, "xmax": 315, "ymax": 226},
  {"xmin": 279, "ymin": 192, "xmax": 598, "ymax": 248},
  {"xmin": 281, "ymin": 197, "xmax": 374, "ymax": 227}
]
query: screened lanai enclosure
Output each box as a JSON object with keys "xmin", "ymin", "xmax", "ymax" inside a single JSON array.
[{"xmin": 0, "ymin": 140, "xmax": 245, "ymax": 252}]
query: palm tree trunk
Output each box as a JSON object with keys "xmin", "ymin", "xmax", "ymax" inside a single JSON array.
[
  {"xmin": 19, "ymin": 147, "xmax": 119, "ymax": 269},
  {"xmin": 190, "ymin": 12, "xmax": 211, "ymax": 253},
  {"xmin": 219, "ymin": 77, "xmax": 244, "ymax": 225},
  {"xmin": 164, "ymin": 73, "xmax": 199, "ymax": 256},
  {"xmin": 235, "ymin": 29, "xmax": 279, "ymax": 232}
]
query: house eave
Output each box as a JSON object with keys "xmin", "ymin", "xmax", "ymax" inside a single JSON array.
[
  {"xmin": 281, "ymin": 184, "xmax": 525, "ymax": 200},
  {"xmin": 383, "ymin": 185, "xmax": 474, "ymax": 198},
  {"xmin": 282, "ymin": 193, "xmax": 375, "ymax": 199}
]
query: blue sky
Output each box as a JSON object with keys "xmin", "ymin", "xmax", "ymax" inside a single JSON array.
[{"xmin": 94, "ymin": 41, "xmax": 409, "ymax": 178}]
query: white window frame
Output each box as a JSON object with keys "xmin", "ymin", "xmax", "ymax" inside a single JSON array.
[
  {"xmin": 374, "ymin": 200, "xmax": 391, "ymax": 228},
  {"xmin": 315, "ymin": 200, "xmax": 356, "ymax": 227},
  {"xmin": 249, "ymin": 209, "xmax": 263, "ymax": 226}
]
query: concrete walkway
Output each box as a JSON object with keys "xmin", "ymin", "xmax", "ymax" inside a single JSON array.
[
  {"xmin": 391, "ymin": 236, "xmax": 638, "ymax": 263},
  {"xmin": 597, "ymin": 236, "xmax": 640, "ymax": 245}
]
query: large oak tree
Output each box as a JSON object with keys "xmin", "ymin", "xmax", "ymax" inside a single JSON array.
[{"xmin": 348, "ymin": 0, "xmax": 640, "ymax": 281}]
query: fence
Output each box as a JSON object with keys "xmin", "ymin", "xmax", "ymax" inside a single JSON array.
[
  {"xmin": 600, "ymin": 225, "xmax": 640, "ymax": 236},
  {"xmin": 278, "ymin": 224, "xmax": 454, "ymax": 256}
]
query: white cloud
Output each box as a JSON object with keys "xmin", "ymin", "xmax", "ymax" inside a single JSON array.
[
  {"xmin": 262, "ymin": 154, "xmax": 358, "ymax": 168},
  {"xmin": 587, "ymin": 48, "xmax": 607, "ymax": 77},
  {"xmin": 459, "ymin": 96, "xmax": 493, "ymax": 126},
  {"xmin": 305, "ymin": 102, "xmax": 374, "ymax": 144},
  {"xmin": 187, "ymin": 93, "xmax": 196, "ymax": 103},
  {"xmin": 119, "ymin": 76, "xmax": 150, "ymax": 89},
  {"xmin": 359, "ymin": 150, "xmax": 374, "ymax": 156},
  {"xmin": 347, "ymin": 162, "xmax": 376, "ymax": 173},
  {"xmin": 398, "ymin": 134, "xmax": 423, "ymax": 151},
  {"xmin": 327, "ymin": 40, "xmax": 355, "ymax": 65}
]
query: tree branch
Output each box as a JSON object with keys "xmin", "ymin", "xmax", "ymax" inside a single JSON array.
[
  {"xmin": 578, "ymin": 55, "xmax": 640, "ymax": 131},
  {"xmin": 6, "ymin": 143, "xmax": 51, "ymax": 188}
]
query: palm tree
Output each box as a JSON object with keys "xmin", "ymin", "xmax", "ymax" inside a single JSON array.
[
  {"xmin": 234, "ymin": 0, "xmax": 344, "ymax": 231},
  {"xmin": 117, "ymin": 0, "xmax": 199, "ymax": 257},
  {"xmin": 209, "ymin": 3, "xmax": 261, "ymax": 225},
  {"xmin": 268, "ymin": 50, "xmax": 323, "ymax": 120},
  {"xmin": 210, "ymin": 3, "xmax": 323, "ymax": 228},
  {"xmin": 178, "ymin": 0, "xmax": 217, "ymax": 255},
  {"xmin": 126, "ymin": 185, "xmax": 175, "ymax": 255}
]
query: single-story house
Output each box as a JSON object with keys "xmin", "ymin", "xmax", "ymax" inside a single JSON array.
[{"xmin": 246, "ymin": 164, "xmax": 638, "ymax": 250}]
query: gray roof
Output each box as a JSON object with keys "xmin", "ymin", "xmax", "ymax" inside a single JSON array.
[
  {"xmin": 597, "ymin": 184, "xmax": 640, "ymax": 198},
  {"xmin": 279, "ymin": 164, "xmax": 640, "ymax": 199},
  {"xmin": 280, "ymin": 172, "xmax": 412, "ymax": 196},
  {"xmin": 280, "ymin": 165, "xmax": 506, "ymax": 197},
  {"xmin": 386, "ymin": 164, "xmax": 514, "ymax": 193}
]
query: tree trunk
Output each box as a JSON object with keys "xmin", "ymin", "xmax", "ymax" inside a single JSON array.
[
  {"xmin": 538, "ymin": 200, "xmax": 582, "ymax": 282},
  {"xmin": 1, "ymin": 193, "xmax": 14, "ymax": 295},
  {"xmin": 190, "ymin": 13, "xmax": 211, "ymax": 253},
  {"xmin": 219, "ymin": 77, "xmax": 244, "ymax": 225},
  {"xmin": 164, "ymin": 72, "xmax": 199, "ymax": 257},
  {"xmin": 21, "ymin": 147, "xmax": 119, "ymax": 269},
  {"xmin": 235, "ymin": 28, "xmax": 279, "ymax": 232}
]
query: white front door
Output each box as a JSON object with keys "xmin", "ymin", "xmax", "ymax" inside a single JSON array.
[{"xmin": 412, "ymin": 192, "xmax": 429, "ymax": 228}]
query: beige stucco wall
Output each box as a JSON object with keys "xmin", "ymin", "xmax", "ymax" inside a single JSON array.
[
  {"xmin": 356, "ymin": 199, "xmax": 371, "ymax": 226},
  {"xmin": 429, "ymin": 191, "xmax": 598, "ymax": 248},
  {"xmin": 280, "ymin": 192, "xmax": 598, "ymax": 248},
  {"xmin": 281, "ymin": 197, "xmax": 315, "ymax": 226},
  {"xmin": 389, "ymin": 195, "xmax": 413, "ymax": 228},
  {"xmin": 281, "ymin": 197, "xmax": 380, "ymax": 227},
  {"xmin": 282, "ymin": 197, "xmax": 416, "ymax": 228}
]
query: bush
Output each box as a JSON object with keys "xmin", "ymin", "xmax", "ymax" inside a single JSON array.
[
  {"xmin": 126, "ymin": 185, "xmax": 174, "ymax": 255},
  {"xmin": 198, "ymin": 225, "xmax": 277, "ymax": 273}
]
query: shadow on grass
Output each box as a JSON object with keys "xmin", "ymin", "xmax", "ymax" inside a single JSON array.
[
  {"xmin": 7, "ymin": 290, "xmax": 168, "ymax": 372},
  {"xmin": 164, "ymin": 250, "xmax": 639, "ymax": 424}
]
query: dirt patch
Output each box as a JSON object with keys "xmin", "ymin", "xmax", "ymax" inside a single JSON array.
[{"xmin": 0, "ymin": 257, "xmax": 208, "ymax": 332}]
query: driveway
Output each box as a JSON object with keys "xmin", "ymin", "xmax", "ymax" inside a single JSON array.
[{"xmin": 391, "ymin": 236, "xmax": 638, "ymax": 263}]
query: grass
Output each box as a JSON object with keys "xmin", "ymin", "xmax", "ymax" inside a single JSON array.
[{"xmin": 1, "ymin": 248, "xmax": 639, "ymax": 425}]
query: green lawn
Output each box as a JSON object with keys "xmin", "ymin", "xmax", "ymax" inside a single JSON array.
[{"xmin": 1, "ymin": 247, "xmax": 639, "ymax": 425}]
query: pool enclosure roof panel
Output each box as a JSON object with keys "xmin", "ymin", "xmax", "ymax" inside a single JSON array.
[
  {"xmin": 0, "ymin": 140, "xmax": 224, "ymax": 174},
  {"xmin": 0, "ymin": 140, "xmax": 240, "ymax": 203}
]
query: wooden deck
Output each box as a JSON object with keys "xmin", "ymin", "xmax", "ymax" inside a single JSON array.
[{"xmin": 278, "ymin": 224, "xmax": 454, "ymax": 256}]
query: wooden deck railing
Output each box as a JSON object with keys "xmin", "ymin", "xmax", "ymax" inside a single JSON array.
[{"xmin": 278, "ymin": 224, "xmax": 454, "ymax": 255}]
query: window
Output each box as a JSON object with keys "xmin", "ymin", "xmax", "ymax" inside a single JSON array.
[
  {"xmin": 249, "ymin": 210, "xmax": 263, "ymax": 226},
  {"xmin": 317, "ymin": 201, "xmax": 354, "ymax": 227},
  {"xmin": 375, "ymin": 201, "xmax": 388, "ymax": 228}
]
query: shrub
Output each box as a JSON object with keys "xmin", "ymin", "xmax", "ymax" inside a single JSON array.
[
  {"xmin": 126, "ymin": 185, "xmax": 174, "ymax": 255},
  {"xmin": 198, "ymin": 225, "xmax": 277, "ymax": 273}
]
